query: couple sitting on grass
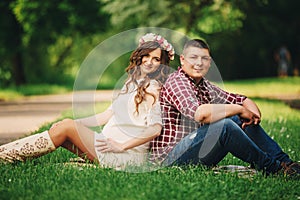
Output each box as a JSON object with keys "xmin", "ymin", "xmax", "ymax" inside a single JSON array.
[{"xmin": 0, "ymin": 33, "xmax": 299, "ymax": 178}]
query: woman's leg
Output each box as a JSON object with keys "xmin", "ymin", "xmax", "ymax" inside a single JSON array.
[
  {"xmin": 48, "ymin": 119, "xmax": 97, "ymax": 162},
  {"xmin": 0, "ymin": 131, "xmax": 56, "ymax": 163},
  {"xmin": 0, "ymin": 118, "xmax": 97, "ymax": 163},
  {"xmin": 61, "ymin": 140, "xmax": 84, "ymax": 158}
]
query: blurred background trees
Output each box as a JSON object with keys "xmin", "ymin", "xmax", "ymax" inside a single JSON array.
[
  {"xmin": 0, "ymin": 0, "xmax": 110, "ymax": 86},
  {"xmin": 0, "ymin": 0, "xmax": 299, "ymax": 88}
]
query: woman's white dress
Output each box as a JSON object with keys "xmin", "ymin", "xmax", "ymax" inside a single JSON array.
[{"xmin": 94, "ymin": 80, "xmax": 162, "ymax": 169}]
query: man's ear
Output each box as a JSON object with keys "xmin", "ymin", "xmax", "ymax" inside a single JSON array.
[
  {"xmin": 208, "ymin": 59, "xmax": 212, "ymax": 69},
  {"xmin": 180, "ymin": 54, "xmax": 184, "ymax": 65}
]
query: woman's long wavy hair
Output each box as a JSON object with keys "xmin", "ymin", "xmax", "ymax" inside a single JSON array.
[{"xmin": 123, "ymin": 41, "xmax": 170, "ymax": 113}]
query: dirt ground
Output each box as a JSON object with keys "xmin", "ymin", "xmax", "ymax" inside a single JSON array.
[
  {"xmin": 1, "ymin": 90, "xmax": 298, "ymax": 145},
  {"xmin": 0, "ymin": 90, "xmax": 113, "ymax": 145}
]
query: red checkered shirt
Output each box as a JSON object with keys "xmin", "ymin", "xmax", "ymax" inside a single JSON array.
[{"xmin": 150, "ymin": 67, "xmax": 247, "ymax": 163}]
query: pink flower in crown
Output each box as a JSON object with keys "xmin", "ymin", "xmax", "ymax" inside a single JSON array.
[{"xmin": 139, "ymin": 33, "xmax": 175, "ymax": 60}]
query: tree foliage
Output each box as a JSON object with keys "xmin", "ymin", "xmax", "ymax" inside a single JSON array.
[
  {"xmin": 100, "ymin": 0, "xmax": 299, "ymax": 79},
  {"xmin": 210, "ymin": 0, "xmax": 300, "ymax": 79},
  {"xmin": 0, "ymin": 0, "xmax": 109, "ymax": 86},
  {"xmin": 1, "ymin": 0, "xmax": 299, "ymax": 86},
  {"xmin": 101, "ymin": 0, "xmax": 245, "ymax": 35}
]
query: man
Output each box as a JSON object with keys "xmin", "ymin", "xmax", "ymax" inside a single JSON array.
[
  {"xmin": 274, "ymin": 45, "xmax": 292, "ymax": 77},
  {"xmin": 151, "ymin": 39, "xmax": 300, "ymax": 177}
]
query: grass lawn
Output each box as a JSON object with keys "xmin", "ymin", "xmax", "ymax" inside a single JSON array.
[
  {"xmin": 223, "ymin": 76, "xmax": 300, "ymax": 98},
  {"xmin": 0, "ymin": 77, "xmax": 300, "ymax": 200},
  {"xmin": 0, "ymin": 84, "xmax": 71, "ymax": 101}
]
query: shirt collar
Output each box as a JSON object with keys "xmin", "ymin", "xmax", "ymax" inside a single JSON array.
[{"xmin": 177, "ymin": 67, "xmax": 205, "ymax": 86}]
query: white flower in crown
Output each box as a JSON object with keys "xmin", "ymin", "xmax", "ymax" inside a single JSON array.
[
  {"xmin": 156, "ymin": 35, "xmax": 162, "ymax": 41},
  {"xmin": 139, "ymin": 33, "xmax": 175, "ymax": 60},
  {"xmin": 163, "ymin": 40, "xmax": 168, "ymax": 46},
  {"xmin": 140, "ymin": 33, "xmax": 156, "ymax": 43}
]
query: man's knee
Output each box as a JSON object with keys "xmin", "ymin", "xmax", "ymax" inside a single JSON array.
[
  {"xmin": 223, "ymin": 118, "xmax": 235, "ymax": 124},
  {"xmin": 210, "ymin": 118, "xmax": 241, "ymax": 134},
  {"xmin": 210, "ymin": 118, "xmax": 236, "ymax": 127},
  {"xmin": 223, "ymin": 118, "xmax": 241, "ymax": 130}
]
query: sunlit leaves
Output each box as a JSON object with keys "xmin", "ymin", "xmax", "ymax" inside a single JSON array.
[
  {"xmin": 101, "ymin": 0, "xmax": 172, "ymax": 29},
  {"xmin": 100, "ymin": 0, "xmax": 245, "ymax": 35},
  {"xmin": 197, "ymin": 0, "xmax": 245, "ymax": 34}
]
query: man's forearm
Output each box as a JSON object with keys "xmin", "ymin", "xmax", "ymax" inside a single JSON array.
[
  {"xmin": 194, "ymin": 104, "xmax": 243, "ymax": 124},
  {"xmin": 242, "ymin": 98, "xmax": 261, "ymax": 118}
]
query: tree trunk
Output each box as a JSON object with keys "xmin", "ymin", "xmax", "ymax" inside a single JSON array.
[
  {"xmin": 12, "ymin": 16, "xmax": 26, "ymax": 85},
  {"xmin": 11, "ymin": 52, "xmax": 26, "ymax": 85}
]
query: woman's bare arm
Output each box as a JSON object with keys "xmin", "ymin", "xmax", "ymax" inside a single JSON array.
[{"xmin": 75, "ymin": 107, "xmax": 113, "ymax": 127}]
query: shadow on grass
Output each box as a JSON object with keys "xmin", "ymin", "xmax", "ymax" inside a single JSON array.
[{"xmin": 251, "ymin": 97, "xmax": 300, "ymax": 110}]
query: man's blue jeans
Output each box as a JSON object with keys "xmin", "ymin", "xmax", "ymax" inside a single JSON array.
[{"xmin": 162, "ymin": 116, "xmax": 291, "ymax": 174}]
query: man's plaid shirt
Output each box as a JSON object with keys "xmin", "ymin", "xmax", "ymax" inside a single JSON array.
[{"xmin": 150, "ymin": 67, "xmax": 247, "ymax": 163}]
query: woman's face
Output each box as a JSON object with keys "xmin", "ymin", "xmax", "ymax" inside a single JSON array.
[{"xmin": 140, "ymin": 48, "xmax": 162, "ymax": 78}]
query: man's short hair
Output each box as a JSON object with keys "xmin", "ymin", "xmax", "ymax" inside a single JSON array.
[{"xmin": 183, "ymin": 39, "xmax": 210, "ymax": 55}]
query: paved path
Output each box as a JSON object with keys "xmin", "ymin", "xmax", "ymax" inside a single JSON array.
[
  {"xmin": 0, "ymin": 90, "xmax": 113, "ymax": 145},
  {"xmin": 0, "ymin": 90, "xmax": 299, "ymax": 145}
]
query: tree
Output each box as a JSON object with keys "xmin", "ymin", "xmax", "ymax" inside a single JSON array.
[
  {"xmin": 100, "ymin": 0, "xmax": 300, "ymax": 79},
  {"xmin": 209, "ymin": 0, "xmax": 300, "ymax": 79},
  {"xmin": 0, "ymin": 0, "xmax": 110, "ymax": 86},
  {"xmin": 0, "ymin": 0, "xmax": 25, "ymax": 86},
  {"xmin": 99, "ymin": 0, "xmax": 246, "ymax": 80},
  {"xmin": 100, "ymin": 0, "xmax": 244, "ymax": 35}
]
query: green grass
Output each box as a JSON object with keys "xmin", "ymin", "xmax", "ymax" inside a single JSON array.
[
  {"xmin": 2, "ymin": 161, "xmax": 298, "ymax": 200},
  {"xmin": 223, "ymin": 76, "xmax": 300, "ymax": 98},
  {"xmin": 0, "ymin": 84, "xmax": 71, "ymax": 101},
  {"xmin": 1, "ymin": 77, "xmax": 300, "ymax": 200},
  {"xmin": 1, "ymin": 77, "xmax": 299, "ymax": 101}
]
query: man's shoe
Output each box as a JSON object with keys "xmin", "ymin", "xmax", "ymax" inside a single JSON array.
[{"xmin": 280, "ymin": 162, "xmax": 300, "ymax": 177}]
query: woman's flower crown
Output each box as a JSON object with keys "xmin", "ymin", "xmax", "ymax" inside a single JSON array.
[{"xmin": 139, "ymin": 33, "xmax": 175, "ymax": 60}]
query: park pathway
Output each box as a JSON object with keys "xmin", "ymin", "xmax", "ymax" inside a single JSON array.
[
  {"xmin": 0, "ymin": 90, "xmax": 299, "ymax": 145},
  {"xmin": 0, "ymin": 90, "xmax": 113, "ymax": 145}
]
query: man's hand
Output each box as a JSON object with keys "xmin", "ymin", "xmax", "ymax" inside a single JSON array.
[
  {"xmin": 239, "ymin": 108, "xmax": 261, "ymax": 129},
  {"xmin": 95, "ymin": 138, "xmax": 125, "ymax": 153}
]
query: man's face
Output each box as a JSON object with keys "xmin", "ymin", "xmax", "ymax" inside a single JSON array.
[{"xmin": 180, "ymin": 46, "xmax": 211, "ymax": 84}]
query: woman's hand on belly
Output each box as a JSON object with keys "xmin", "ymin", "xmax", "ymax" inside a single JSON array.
[{"xmin": 95, "ymin": 138, "xmax": 125, "ymax": 153}]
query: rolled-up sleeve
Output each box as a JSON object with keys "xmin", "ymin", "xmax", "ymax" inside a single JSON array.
[
  {"xmin": 163, "ymin": 77, "xmax": 199, "ymax": 121},
  {"xmin": 208, "ymin": 81, "xmax": 247, "ymax": 105}
]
